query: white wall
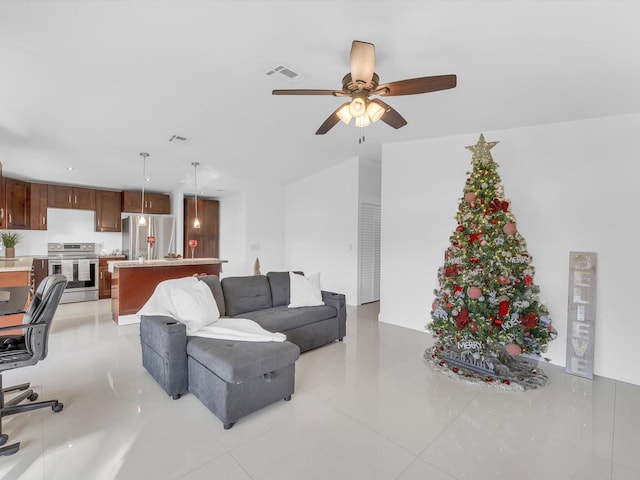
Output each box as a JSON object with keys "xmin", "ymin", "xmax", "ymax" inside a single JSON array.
[
  {"xmin": 244, "ymin": 186, "xmax": 285, "ymax": 275},
  {"xmin": 285, "ymin": 157, "xmax": 360, "ymax": 304},
  {"xmin": 5, "ymin": 208, "xmax": 122, "ymax": 256},
  {"xmin": 219, "ymin": 191, "xmax": 247, "ymax": 277},
  {"xmin": 380, "ymin": 112, "xmax": 640, "ymax": 386},
  {"xmin": 358, "ymin": 158, "xmax": 382, "ymax": 205},
  {"xmin": 218, "ymin": 184, "xmax": 285, "ymax": 278}
]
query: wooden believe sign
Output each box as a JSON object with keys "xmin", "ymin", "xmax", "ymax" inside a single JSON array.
[{"xmin": 565, "ymin": 252, "xmax": 597, "ymax": 379}]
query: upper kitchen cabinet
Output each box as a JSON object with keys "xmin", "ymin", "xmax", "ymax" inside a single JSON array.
[
  {"xmin": 95, "ymin": 189, "xmax": 122, "ymax": 232},
  {"xmin": 122, "ymin": 191, "xmax": 170, "ymax": 215},
  {"xmin": 30, "ymin": 183, "xmax": 48, "ymax": 230},
  {"xmin": 4, "ymin": 178, "xmax": 31, "ymax": 230},
  {"xmin": 48, "ymin": 184, "xmax": 96, "ymax": 210}
]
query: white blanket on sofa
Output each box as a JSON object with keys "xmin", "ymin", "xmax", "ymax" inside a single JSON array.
[{"xmin": 137, "ymin": 276, "xmax": 285, "ymax": 342}]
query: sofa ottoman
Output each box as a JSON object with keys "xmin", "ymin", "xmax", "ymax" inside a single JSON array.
[{"xmin": 187, "ymin": 337, "xmax": 300, "ymax": 429}]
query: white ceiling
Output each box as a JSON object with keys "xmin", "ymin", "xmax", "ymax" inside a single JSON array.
[{"xmin": 1, "ymin": 1, "xmax": 639, "ymax": 197}]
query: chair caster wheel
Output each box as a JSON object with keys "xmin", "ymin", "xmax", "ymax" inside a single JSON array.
[
  {"xmin": 0, "ymin": 434, "xmax": 8, "ymax": 447},
  {"xmin": 28, "ymin": 393, "xmax": 39, "ymax": 402},
  {"xmin": 52, "ymin": 402, "xmax": 64, "ymax": 413},
  {"xmin": 284, "ymin": 395, "xmax": 292, "ymax": 401},
  {"xmin": 0, "ymin": 442, "xmax": 20, "ymax": 456},
  {"xmin": 223, "ymin": 422, "xmax": 234, "ymax": 430},
  {"xmin": 172, "ymin": 393, "xmax": 182, "ymax": 400}
]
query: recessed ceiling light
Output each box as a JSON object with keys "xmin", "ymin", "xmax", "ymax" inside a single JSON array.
[{"xmin": 67, "ymin": 167, "xmax": 74, "ymax": 171}]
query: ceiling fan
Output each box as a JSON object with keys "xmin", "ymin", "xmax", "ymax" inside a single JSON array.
[{"xmin": 272, "ymin": 40, "xmax": 457, "ymax": 135}]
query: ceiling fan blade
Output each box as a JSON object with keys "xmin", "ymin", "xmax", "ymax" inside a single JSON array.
[
  {"xmin": 272, "ymin": 89, "xmax": 342, "ymax": 96},
  {"xmin": 315, "ymin": 102, "xmax": 350, "ymax": 135},
  {"xmin": 350, "ymin": 40, "xmax": 375, "ymax": 88},
  {"xmin": 377, "ymin": 74, "xmax": 457, "ymax": 96},
  {"xmin": 370, "ymin": 98, "xmax": 407, "ymax": 129}
]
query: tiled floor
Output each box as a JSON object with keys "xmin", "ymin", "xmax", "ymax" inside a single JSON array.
[{"xmin": 1, "ymin": 300, "xmax": 639, "ymax": 479}]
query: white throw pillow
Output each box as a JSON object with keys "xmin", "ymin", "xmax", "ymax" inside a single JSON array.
[
  {"xmin": 288, "ymin": 271, "xmax": 325, "ymax": 308},
  {"xmin": 170, "ymin": 279, "xmax": 220, "ymax": 335}
]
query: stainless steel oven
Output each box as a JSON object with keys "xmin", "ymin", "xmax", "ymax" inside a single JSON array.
[{"xmin": 47, "ymin": 242, "xmax": 99, "ymax": 304}]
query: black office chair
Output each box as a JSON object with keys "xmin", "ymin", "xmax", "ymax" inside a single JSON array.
[{"xmin": 0, "ymin": 274, "xmax": 67, "ymax": 456}]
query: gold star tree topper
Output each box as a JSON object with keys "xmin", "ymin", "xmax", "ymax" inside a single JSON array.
[{"xmin": 465, "ymin": 133, "xmax": 499, "ymax": 165}]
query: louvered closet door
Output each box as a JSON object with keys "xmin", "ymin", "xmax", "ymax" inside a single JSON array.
[{"xmin": 359, "ymin": 203, "xmax": 381, "ymax": 304}]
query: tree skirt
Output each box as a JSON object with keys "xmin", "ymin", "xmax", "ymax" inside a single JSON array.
[{"xmin": 424, "ymin": 347, "xmax": 549, "ymax": 391}]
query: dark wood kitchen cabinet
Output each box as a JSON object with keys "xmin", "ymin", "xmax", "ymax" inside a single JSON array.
[
  {"xmin": 95, "ymin": 190, "xmax": 122, "ymax": 232},
  {"xmin": 4, "ymin": 178, "xmax": 30, "ymax": 230},
  {"xmin": 48, "ymin": 184, "xmax": 96, "ymax": 210},
  {"xmin": 99, "ymin": 255, "xmax": 125, "ymax": 299},
  {"xmin": 32, "ymin": 257, "xmax": 49, "ymax": 291},
  {"xmin": 122, "ymin": 191, "xmax": 170, "ymax": 215},
  {"xmin": 30, "ymin": 182, "xmax": 48, "ymax": 230},
  {"xmin": 183, "ymin": 196, "xmax": 219, "ymax": 260}
]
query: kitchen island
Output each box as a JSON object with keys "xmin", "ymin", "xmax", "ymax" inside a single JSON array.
[{"xmin": 108, "ymin": 257, "xmax": 227, "ymax": 325}]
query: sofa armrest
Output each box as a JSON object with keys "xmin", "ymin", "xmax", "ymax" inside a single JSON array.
[
  {"xmin": 321, "ymin": 291, "xmax": 346, "ymax": 340},
  {"xmin": 139, "ymin": 315, "xmax": 189, "ymax": 399}
]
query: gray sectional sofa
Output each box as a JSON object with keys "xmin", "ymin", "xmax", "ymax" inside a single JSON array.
[{"xmin": 140, "ymin": 271, "xmax": 346, "ymax": 429}]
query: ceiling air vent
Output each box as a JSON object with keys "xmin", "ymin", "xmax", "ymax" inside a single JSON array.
[{"xmin": 266, "ymin": 65, "xmax": 300, "ymax": 81}]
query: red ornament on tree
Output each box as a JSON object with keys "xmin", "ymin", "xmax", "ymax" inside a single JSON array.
[
  {"xmin": 469, "ymin": 233, "xmax": 481, "ymax": 244},
  {"xmin": 498, "ymin": 300, "xmax": 509, "ymax": 316},
  {"xmin": 521, "ymin": 312, "xmax": 537, "ymax": 331},
  {"xmin": 455, "ymin": 308, "xmax": 471, "ymax": 329}
]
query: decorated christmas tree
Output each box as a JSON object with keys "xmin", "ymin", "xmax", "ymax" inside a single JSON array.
[{"xmin": 426, "ymin": 134, "xmax": 556, "ymax": 389}]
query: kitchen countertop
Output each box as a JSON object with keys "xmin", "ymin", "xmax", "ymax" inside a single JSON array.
[
  {"xmin": 107, "ymin": 257, "xmax": 227, "ymax": 273},
  {"xmin": 0, "ymin": 257, "xmax": 34, "ymax": 272}
]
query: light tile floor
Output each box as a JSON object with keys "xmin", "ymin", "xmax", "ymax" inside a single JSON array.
[{"xmin": 1, "ymin": 300, "xmax": 639, "ymax": 479}]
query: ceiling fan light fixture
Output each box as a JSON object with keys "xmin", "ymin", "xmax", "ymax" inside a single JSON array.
[
  {"xmin": 355, "ymin": 114, "xmax": 371, "ymax": 128},
  {"xmin": 349, "ymin": 97, "xmax": 366, "ymax": 117},
  {"xmin": 366, "ymin": 101, "xmax": 385, "ymax": 123},
  {"xmin": 337, "ymin": 105, "xmax": 352, "ymax": 125}
]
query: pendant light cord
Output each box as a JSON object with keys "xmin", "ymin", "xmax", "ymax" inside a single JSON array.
[{"xmin": 191, "ymin": 162, "xmax": 201, "ymax": 228}]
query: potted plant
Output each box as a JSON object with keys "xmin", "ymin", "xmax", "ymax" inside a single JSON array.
[
  {"xmin": 136, "ymin": 251, "xmax": 147, "ymax": 264},
  {"xmin": 1, "ymin": 231, "xmax": 20, "ymax": 258}
]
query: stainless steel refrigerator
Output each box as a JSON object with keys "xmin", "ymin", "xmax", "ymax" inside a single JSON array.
[{"xmin": 122, "ymin": 215, "xmax": 176, "ymax": 260}]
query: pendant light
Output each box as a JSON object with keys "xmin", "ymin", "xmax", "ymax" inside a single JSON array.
[
  {"xmin": 139, "ymin": 153, "xmax": 149, "ymax": 226},
  {"xmin": 191, "ymin": 162, "xmax": 201, "ymax": 229}
]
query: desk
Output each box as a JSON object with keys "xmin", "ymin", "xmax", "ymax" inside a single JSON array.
[
  {"xmin": 0, "ymin": 286, "xmax": 30, "ymax": 335},
  {"xmin": 0, "ymin": 286, "xmax": 30, "ymax": 316}
]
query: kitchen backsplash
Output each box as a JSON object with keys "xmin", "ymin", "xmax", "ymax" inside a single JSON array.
[{"xmin": 2, "ymin": 208, "xmax": 123, "ymax": 257}]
